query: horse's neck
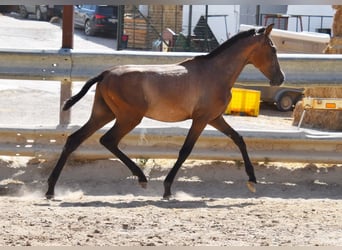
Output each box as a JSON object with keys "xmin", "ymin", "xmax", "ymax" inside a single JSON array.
[{"xmin": 207, "ymin": 40, "xmax": 255, "ymax": 85}]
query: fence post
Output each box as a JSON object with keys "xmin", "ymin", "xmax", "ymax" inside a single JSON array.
[
  {"xmin": 62, "ymin": 5, "xmax": 74, "ymax": 49},
  {"xmin": 117, "ymin": 5, "xmax": 125, "ymax": 50},
  {"xmin": 59, "ymin": 79, "xmax": 72, "ymax": 125}
]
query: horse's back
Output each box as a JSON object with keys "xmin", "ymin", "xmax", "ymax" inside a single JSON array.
[
  {"xmin": 103, "ymin": 63, "xmax": 198, "ymax": 100},
  {"xmin": 108, "ymin": 63, "xmax": 189, "ymax": 77}
]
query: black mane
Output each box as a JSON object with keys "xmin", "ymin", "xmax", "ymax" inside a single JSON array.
[{"xmin": 198, "ymin": 28, "xmax": 261, "ymax": 59}]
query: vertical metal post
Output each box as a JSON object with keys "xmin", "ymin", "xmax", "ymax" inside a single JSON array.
[
  {"xmin": 187, "ymin": 5, "xmax": 192, "ymax": 50},
  {"xmin": 204, "ymin": 5, "xmax": 209, "ymax": 51},
  {"xmin": 256, "ymin": 5, "xmax": 260, "ymax": 26},
  {"xmin": 117, "ymin": 5, "xmax": 125, "ymax": 50},
  {"xmin": 175, "ymin": 5, "xmax": 179, "ymax": 33},
  {"xmin": 320, "ymin": 16, "xmax": 323, "ymax": 30}
]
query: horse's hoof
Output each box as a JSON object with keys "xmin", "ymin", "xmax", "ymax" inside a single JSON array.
[
  {"xmin": 162, "ymin": 194, "xmax": 171, "ymax": 200},
  {"xmin": 162, "ymin": 190, "xmax": 172, "ymax": 200},
  {"xmin": 45, "ymin": 193, "xmax": 54, "ymax": 200},
  {"xmin": 246, "ymin": 181, "xmax": 256, "ymax": 193},
  {"xmin": 139, "ymin": 182, "xmax": 147, "ymax": 189}
]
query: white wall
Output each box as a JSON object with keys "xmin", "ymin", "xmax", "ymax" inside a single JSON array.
[
  {"xmin": 181, "ymin": 5, "xmax": 335, "ymax": 44},
  {"xmin": 287, "ymin": 5, "xmax": 334, "ymax": 33},
  {"xmin": 182, "ymin": 5, "xmax": 240, "ymax": 44}
]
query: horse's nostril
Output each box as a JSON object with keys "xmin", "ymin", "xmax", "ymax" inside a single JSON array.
[
  {"xmin": 280, "ymin": 71, "xmax": 285, "ymax": 82},
  {"xmin": 280, "ymin": 75, "xmax": 285, "ymax": 83}
]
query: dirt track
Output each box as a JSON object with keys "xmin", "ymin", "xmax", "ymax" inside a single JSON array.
[{"xmin": 0, "ymin": 157, "xmax": 341, "ymax": 246}]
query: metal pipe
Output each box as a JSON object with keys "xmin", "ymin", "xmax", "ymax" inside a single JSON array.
[{"xmin": 0, "ymin": 126, "xmax": 340, "ymax": 163}]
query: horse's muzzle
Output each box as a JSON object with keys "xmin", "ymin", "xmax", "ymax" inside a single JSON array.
[{"xmin": 270, "ymin": 71, "xmax": 285, "ymax": 86}]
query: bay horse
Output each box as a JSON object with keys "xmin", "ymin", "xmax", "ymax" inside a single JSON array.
[{"xmin": 46, "ymin": 24, "xmax": 284, "ymax": 199}]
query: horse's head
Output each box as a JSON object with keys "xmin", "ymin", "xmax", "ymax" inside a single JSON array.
[{"xmin": 248, "ymin": 24, "xmax": 285, "ymax": 86}]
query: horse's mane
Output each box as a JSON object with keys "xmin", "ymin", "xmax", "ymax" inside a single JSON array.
[{"xmin": 197, "ymin": 28, "xmax": 264, "ymax": 59}]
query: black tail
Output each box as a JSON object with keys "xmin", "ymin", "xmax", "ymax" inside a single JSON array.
[{"xmin": 63, "ymin": 73, "xmax": 104, "ymax": 111}]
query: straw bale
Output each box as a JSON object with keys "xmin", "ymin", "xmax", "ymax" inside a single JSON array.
[
  {"xmin": 293, "ymin": 87, "xmax": 342, "ymax": 131},
  {"xmin": 324, "ymin": 6, "xmax": 342, "ymax": 54},
  {"xmin": 324, "ymin": 37, "xmax": 342, "ymax": 54},
  {"xmin": 304, "ymin": 86, "xmax": 342, "ymax": 98},
  {"xmin": 332, "ymin": 5, "xmax": 342, "ymax": 36}
]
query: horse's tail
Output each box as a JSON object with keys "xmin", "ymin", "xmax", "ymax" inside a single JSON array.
[{"xmin": 63, "ymin": 72, "xmax": 105, "ymax": 111}]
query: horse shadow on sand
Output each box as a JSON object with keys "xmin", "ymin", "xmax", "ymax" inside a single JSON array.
[{"xmin": 1, "ymin": 158, "xmax": 341, "ymax": 207}]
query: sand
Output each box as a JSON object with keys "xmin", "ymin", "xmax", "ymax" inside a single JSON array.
[{"xmin": 0, "ymin": 157, "xmax": 341, "ymax": 246}]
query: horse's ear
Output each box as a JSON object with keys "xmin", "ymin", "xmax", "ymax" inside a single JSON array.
[{"xmin": 265, "ymin": 23, "xmax": 274, "ymax": 36}]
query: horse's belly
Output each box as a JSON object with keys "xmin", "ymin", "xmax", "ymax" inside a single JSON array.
[{"xmin": 145, "ymin": 107, "xmax": 190, "ymax": 122}]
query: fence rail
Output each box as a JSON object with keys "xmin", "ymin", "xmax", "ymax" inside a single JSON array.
[
  {"xmin": 1, "ymin": 126, "xmax": 341, "ymax": 163},
  {"xmin": 1, "ymin": 50, "xmax": 341, "ymax": 124},
  {"xmin": 0, "ymin": 49, "xmax": 341, "ymax": 163},
  {"xmin": 1, "ymin": 49, "xmax": 341, "ymax": 83}
]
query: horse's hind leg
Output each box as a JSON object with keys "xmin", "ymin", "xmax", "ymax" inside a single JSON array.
[
  {"xmin": 99, "ymin": 116, "xmax": 147, "ymax": 187},
  {"xmin": 46, "ymin": 92, "xmax": 115, "ymax": 199},
  {"xmin": 209, "ymin": 116, "xmax": 257, "ymax": 192}
]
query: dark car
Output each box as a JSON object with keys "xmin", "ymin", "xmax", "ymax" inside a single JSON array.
[
  {"xmin": 74, "ymin": 5, "xmax": 118, "ymax": 37},
  {"xmin": 19, "ymin": 5, "xmax": 63, "ymax": 21}
]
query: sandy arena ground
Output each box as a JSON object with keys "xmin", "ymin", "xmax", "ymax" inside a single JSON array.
[{"xmin": 0, "ymin": 156, "xmax": 341, "ymax": 246}]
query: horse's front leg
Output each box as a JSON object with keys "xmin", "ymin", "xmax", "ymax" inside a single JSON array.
[
  {"xmin": 163, "ymin": 120, "xmax": 207, "ymax": 199},
  {"xmin": 209, "ymin": 116, "xmax": 257, "ymax": 192}
]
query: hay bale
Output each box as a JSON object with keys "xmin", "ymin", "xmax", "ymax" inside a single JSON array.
[
  {"xmin": 293, "ymin": 87, "xmax": 342, "ymax": 131},
  {"xmin": 304, "ymin": 87, "xmax": 342, "ymax": 98},
  {"xmin": 324, "ymin": 37, "xmax": 342, "ymax": 54},
  {"xmin": 332, "ymin": 5, "xmax": 342, "ymax": 36},
  {"xmin": 324, "ymin": 6, "xmax": 342, "ymax": 54}
]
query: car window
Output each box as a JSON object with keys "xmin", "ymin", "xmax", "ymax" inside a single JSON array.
[
  {"xmin": 97, "ymin": 5, "xmax": 118, "ymax": 17},
  {"xmin": 83, "ymin": 5, "xmax": 94, "ymax": 10}
]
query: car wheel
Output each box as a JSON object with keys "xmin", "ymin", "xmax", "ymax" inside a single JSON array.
[
  {"xmin": 276, "ymin": 94, "xmax": 293, "ymax": 112},
  {"xmin": 84, "ymin": 20, "xmax": 94, "ymax": 36},
  {"xmin": 19, "ymin": 6, "xmax": 28, "ymax": 19}
]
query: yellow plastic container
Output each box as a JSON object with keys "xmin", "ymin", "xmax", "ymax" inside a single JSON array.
[{"xmin": 225, "ymin": 88, "xmax": 261, "ymax": 116}]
